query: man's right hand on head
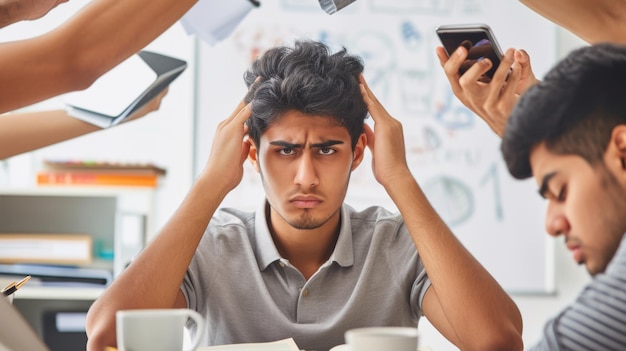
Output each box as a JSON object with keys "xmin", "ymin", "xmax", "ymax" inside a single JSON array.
[{"xmin": 201, "ymin": 100, "xmax": 252, "ymax": 193}]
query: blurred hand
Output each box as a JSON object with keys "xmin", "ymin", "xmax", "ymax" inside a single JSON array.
[
  {"xmin": 12, "ymin": 0, "xmax": 69, "ymax": 22},
  {"xmin": 125, "ymin": 87, "xmax": 169, "ymax": 122}
]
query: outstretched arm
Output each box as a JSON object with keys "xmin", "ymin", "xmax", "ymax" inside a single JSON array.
[
  {"xmin": 359, "ymin": 75, "xmax": 523, "ymax": 351},
  {"xmin": 0, "ymin": 0, "xmax": 197, "ymax": 113},
  {"xmin": 85, "ymin": 100, "xmax": 252, "ymax": 351},
  {"xmin": 520, "ymin": 0, "xmax": 626, "ymax": 44},
  {"xmin": 0, "ymin": 88, "xmax": 167, "ymax": 160}
]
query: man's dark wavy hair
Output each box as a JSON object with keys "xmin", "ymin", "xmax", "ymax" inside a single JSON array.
[
  {"xmin": 501, "ymin": 42, "xmax": 626, "ymax": 179},
  {"xmin": 243, "ymin": 40, "xmax": 368, "ymax": 150}
]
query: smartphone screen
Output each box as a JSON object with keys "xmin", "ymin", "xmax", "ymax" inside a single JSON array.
[{"xmin": 436, "ymin": 24, "xmax": 503, "ymax": 79}]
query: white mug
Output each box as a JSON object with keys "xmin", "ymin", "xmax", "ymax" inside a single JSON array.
[
  {"xmin": 345, "ymin": 327, "xmax": 418, "ymax": 351},
  {"xmin": 116, "ymin": 308, "xmax": 205, "ymax": 351}
]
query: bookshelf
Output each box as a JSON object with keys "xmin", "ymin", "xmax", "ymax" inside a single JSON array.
[{"xmin": 0, "ymin": 187, "xmax": 155, "ymax": 291}]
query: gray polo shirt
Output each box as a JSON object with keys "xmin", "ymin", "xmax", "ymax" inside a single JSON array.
[{"xmin": 181, "ymin": 202, "xmax": 431, "ymax": 351}]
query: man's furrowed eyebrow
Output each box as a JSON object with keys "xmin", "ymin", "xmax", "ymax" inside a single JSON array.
[
  {"xmin": 269, "ymin": 141, "xmax": 303, "ymax": 148},
  {"xmin": 538, "ymin": 172, "xmax": 557, "ymax": 199},
  {"xmin": 311, "ymin": 140, "xmax": 344, "ymax": 148},
  {"xmin": 268, "ymin": 140, "xmax": 344, "ymax": 148}
]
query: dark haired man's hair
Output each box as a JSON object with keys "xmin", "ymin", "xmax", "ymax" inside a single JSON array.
[
  {"xmin": 243, "ymin": 40, "xmax": 368, "ymax": 150},
  {"xmin": 501, "ymin": 42, "xmax": 626, "ymax": 179}
]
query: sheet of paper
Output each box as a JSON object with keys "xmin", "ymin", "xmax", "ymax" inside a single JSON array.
[
  {"xmin": 196, "ymin": 338, "xmax": 300, "ymax": 351},
  {"xmin": 179, "ymin": 0, "xmax": 254, "ymax": 45}
]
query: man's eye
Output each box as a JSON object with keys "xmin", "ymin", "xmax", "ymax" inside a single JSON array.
[
  {"xmin": 319, "ymin": 148, "xmax": 335, "ymax": 155},
  {"xmin": 279, "ymin": 148, "xmax": 295, "ymax": 156}
]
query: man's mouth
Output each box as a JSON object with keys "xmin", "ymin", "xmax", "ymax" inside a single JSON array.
[{"xmin": 290, "ymin": 196, "xmax": 322, "ymax": 209}]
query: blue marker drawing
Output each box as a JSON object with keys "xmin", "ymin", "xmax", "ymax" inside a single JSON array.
[
  {"xmin": 423, "ymin": 175, "xmax": 474, "ymax": 227},
  {"xmin": 400, "ymin": 21, "xmax": 422, "ymax": 50},
  {"xmin": 434, "ymin": 88, "xmax": 474, "ymax": 130}
]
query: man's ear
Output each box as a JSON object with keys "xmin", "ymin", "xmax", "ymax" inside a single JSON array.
[
  {"xmin": 351, "ymin": 133, "xmax": 367, "ymax": 171},
  {"xmin": 248, "ymin": 138, "xmax": 260, "ymax": 173},
  {"xmin": 605, "ymin": 125, "xmax": 626, "ymax": 178}
]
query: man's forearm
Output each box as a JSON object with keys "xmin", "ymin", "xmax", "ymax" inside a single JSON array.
[
  {"xmin": 0, "ymin": 110, "xmax": 99, "ymax": 160},
  {"xmin": 386, "ymin": 175, "xmax": 523, "ymax": 350},
  {"xmin": 85, "ymin": 170, "xmax": 230, "ymax": 350},
  {"xmin": 520, "ymin": 0, "xmax": 626, "ymax": 44}
]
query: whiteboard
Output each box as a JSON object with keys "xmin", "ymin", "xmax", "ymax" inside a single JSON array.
[{"xmin": 194, "ymin": 0, "xmax": 557, "ymax": 293}]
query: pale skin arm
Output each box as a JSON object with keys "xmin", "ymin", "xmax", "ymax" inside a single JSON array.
[
  {"xmin": 0, "ymin": 0, "xmax": 198, "ymax": 114},
  {"xmin": 520, "ymin": 0, "xmax": 626, "ymax": 44},
  {"xmin": 436, "ymin": 46, "xmax": 538, "ymax": 137},
  {"xmin": 0, "ymin": 0, "xmax": 68, "ymax": 28},
  {"xmin": 359, "ymin": 75, "xmax": 523, "ymax": 351},
  {"xmin": 0, "ymin": 88, "xmax": 168, "ymax": 160},
  {"xmin": 85, "ymin": 101, "xmax": 252, "ymax": 351}
]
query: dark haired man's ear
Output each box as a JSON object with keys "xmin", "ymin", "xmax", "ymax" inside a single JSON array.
[
  {"xmin": 350, "ymin": 133, "xmax": 367, "ymax": 171},
  {"xmin": 604, "ymin": 125, "xmax": 626, "ymax": 191},
  {"xmin": 613, "ymin": 126, "xmax": 626, "ymax": 168},
  {"xmin": 248, "ymin": 138, "xmax": 261, "ymax": 173}
]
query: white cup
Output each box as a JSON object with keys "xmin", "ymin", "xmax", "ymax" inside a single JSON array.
[
  {"xmin": 345, "ymin": 327, "xmax": 418, "ymax": 351},
  {"xmin": 116, "ymin": 308, "xmax": 205, "ymax": 351}
]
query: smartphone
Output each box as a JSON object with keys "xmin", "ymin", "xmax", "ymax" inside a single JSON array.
[{"xmin": 435, "ymin": 24, "xmax": 504, "ymax": 79}]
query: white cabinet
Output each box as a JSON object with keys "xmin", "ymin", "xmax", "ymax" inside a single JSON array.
[{"xmin": 0, "ymin": 187, "xmax": 154, "ymax": 350}]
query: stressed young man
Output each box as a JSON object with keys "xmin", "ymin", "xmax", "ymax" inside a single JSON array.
[{"xmin": 86, "ymin": 40, "xmax": 522, "ymax": 351}]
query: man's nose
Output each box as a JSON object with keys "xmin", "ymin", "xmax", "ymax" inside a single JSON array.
[
  {"xmin": 545, "ymin": 201, "xmax": 569, "ymax": 237},
  {"xmin": 294, "ymin": 154, "xmax": 319, "ymax": 188}
]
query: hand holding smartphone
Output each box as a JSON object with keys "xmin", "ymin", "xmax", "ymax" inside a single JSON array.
[{"xmin": 436, "ymin": 24, "xmax": 504, "ymax": 79}]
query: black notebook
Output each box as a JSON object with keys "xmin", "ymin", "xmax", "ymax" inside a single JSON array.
[{"xmin": 64, "ymin": 50, "xmax": 187, "ymax": 128}]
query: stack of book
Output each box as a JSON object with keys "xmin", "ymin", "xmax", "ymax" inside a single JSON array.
[
  {"xmin": 0, "ymin": 234, "xmax": 92, "ymax": 266},
  {"xmin": 36, "ymin": 160, "xmax": 166, "ymax": 188}
]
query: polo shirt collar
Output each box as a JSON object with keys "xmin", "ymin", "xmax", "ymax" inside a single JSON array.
[
  {"xmin": 254, "ymin": 201, "xmax": 355, "ymax": 271},
  {"xmin": 331, "ymin": 204, "xmax": 354, "ymax": 267}
]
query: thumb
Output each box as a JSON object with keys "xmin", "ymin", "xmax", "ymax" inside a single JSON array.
[{"xmin": 515, "ymin": 49, "xmax": 534, "ymax": 78}]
